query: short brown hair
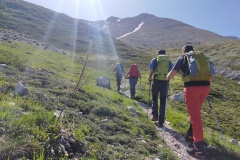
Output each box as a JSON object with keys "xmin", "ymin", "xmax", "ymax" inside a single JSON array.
[
  {"xmin": 182, "ymin": 44, "xmax": 193, "ymax": 53},
  {"xmin": 158, "ymin": 50, "xmax": 166, "ymax": 55}
]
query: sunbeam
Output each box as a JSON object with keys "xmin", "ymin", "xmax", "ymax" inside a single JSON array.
[
  {"xmin": 38, "ymin": 0, "xmax": 65, "ymax": 51},
  {"xmin": 82, "ymin": 0, "xmax": 121, "ymax": 74},
  {"xmin": 66, "ymin": 0, "xmax": 80, "ymax": 92},
  {"xmin": 32, "ymin": 0, "xmax": 121, "ymax": 83}
]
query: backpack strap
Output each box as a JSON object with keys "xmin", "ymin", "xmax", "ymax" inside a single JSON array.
[
  {"xmin": 181, "ymin": 54, "xmax": 189, "ymax": 77},
  {"xmin": 153, "ymin": 58, "xmax": 158, "ymax": 71},
  {"xmin": 120, "ymin": 64, "xmax": 124, "ymax": 73}
]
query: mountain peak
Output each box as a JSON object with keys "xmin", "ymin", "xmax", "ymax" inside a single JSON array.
[
  {"xmin": 137, "ymin": 13, "xmax": 156, "ymax": 18},
  {"xmin": 106, "ymin": 16, "xmax": 121, "ymax": 23},
  {"xmin": 99, "ymin": 13, "xmax": 234, "ymax": 50}
]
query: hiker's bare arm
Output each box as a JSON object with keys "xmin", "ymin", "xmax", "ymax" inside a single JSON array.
[
  {"xmin": 125, "ymin": 72, "xmax": 129, "ymax": 78},
  {"xmin": 166, "ymin": 70, "xmax": 177, "ymax": 80},
  {"xmin": 148, "ymin": 69, "xmax": 154, "ymax": 80},
  {"xmin": 209, "ymin": 76, "xmax": 214, "ymax": 83}
]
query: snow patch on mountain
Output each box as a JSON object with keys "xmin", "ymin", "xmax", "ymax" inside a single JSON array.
[{"xmin": 116, "ymin": 22, "xmax": 144, "ymax": 39}]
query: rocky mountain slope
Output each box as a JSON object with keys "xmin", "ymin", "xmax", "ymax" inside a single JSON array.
[
  {"xmin": 1, "ymin": 0, "xmax": 237, "ymax": 53},
  {"xmin": 93, "ymin": 13, "xmax": 236, "ymax": 50},
  {"xmin": 0, "ymin": 0, "xmax": 140, "ymax": 55},
  {"xmin": 1, "ymin": 0, "xmax": 240, "ymax": 82}
]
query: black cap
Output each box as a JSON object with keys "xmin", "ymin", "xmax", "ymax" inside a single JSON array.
[{"xmin": 158, "ymin": 50, "xmax": 166, "ymax": 55}]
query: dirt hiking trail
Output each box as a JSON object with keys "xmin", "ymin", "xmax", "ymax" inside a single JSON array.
[{"xmin": 120, "ymin": 81, "xmax": 214, "ymax": 160}]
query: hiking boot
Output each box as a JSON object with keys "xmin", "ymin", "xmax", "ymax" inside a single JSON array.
[
  {"xmin": 187, "ymin": 142, "xmax": 194, "ymax": 148},
  {"xmin": 185, "ymin": 124, "xmax": 193, "ymax": 143},
  {"xmin": 185, "ymin": 134, "xmax": 193, "ymax": 142},
  {"xmin": 157, "ymin": 122, "xmax": 164, "ymax": 127},
  {"xmin": 186, "ymin": 141, "xmax": 206, "ymax": 158},
  {"xmin": 151, "ymin": 116, "xmax": 158, "ymax": 121}
]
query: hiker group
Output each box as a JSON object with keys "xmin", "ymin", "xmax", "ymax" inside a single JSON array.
[
  {"xmin": 113, "ymin": 44, "xmax": 215, "ymax": 158},
  {"xmin": 113, "ymin": 63, "xmax": 141, "ymax": 99}
]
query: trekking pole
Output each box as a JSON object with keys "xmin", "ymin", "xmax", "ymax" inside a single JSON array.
[
  {"xmin": 148, "ymin": 80, "xmax": 152, "ymax": 117},
  {"xmin": 125, "ymin": 77, "xmax": 127, "ymax": 88},
  {"xmin": 140, "ymin": 77, "xmax": 142, "ymax": 97},
  {"xmin": 206, "ymin": 96, "xmax": 229, "ymax": 152}
]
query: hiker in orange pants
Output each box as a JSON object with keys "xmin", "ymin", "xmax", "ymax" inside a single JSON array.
[
  {"xmin": 166, "ymin": 44, "xmax": 214, "ymax": 158},
  {"xmin": 185, "ymin": 86, "xmax": 210, "ymax": 142}
]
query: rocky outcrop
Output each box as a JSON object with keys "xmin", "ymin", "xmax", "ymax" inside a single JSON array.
[
  {"xmin": 0, "ymin": 29, "xmax": 67, "ymax": 54},
  {"xmin": 215, "ymin": 66, "xmax": 240, "ymax": 82},
  {"xmin": 96, "ymin": 77, "xmax": 111, "ymax": 89},
  {"xmin": 170, "ymin": 92, "xmax": 185, "ymax": 103},
  {"xmin": 13, "ymin": 81, "xmax": 28, "ymax": 96}
]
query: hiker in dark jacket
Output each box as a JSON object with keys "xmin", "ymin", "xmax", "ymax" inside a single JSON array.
[
  {"xmin": 113, "ymin": 63, "xmax": 125, "ymax": 92},
  {"xmin": 148, "ymin": 50, "xmax": 173, "ymax": 127},
  {"xmin": 125, "ymin": 64, "xmax": 141, "ymax": 99},
  {"xmin": 166, "ymin": 44, "xmax": 214, "ymax": 158}
]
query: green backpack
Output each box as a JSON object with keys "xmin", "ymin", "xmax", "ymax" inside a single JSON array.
[
  {"xmin": 183, "ymin": 51, "xmax": 215, "ymax": 82},
  {"xmin": 154, "ymin": 55, "xmax": 170, "ymax": 80}
]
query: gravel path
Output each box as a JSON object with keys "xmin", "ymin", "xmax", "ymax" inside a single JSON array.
[{"xmin": 120, "ymin": 81, "xmax": 211, "ymax": 160}]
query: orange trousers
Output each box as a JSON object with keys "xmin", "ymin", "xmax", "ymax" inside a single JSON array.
[{"xmin": 184, "ymin": 86, "xmax": 210, "ymax": 142}]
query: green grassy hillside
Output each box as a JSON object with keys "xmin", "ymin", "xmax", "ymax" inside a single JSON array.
[
  {"xmin": 0, "ymin": 1, "xmax": 239, "ymax": 159},
  {"xmin": 0, "ymin": 40, "xmax": 178, "ymax": 159},
  {"xmin": 0, "ymin": 37, "xmax": 240, "ymax": 159}
]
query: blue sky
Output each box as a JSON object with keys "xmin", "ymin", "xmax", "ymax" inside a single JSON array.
[{"xmin": 24, "ymin": 0, "xmax": 240, "ymax": 38}]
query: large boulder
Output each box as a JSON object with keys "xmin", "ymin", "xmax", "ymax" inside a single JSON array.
[
  {"xmin": 96, "ymin": 77, "xmax": 110, "ymax": 89},
  {"xmin": 0, "ymin": 64, "xmax": 8, "ymax": 69},
  {"xmin": 13, "ymin": 81, "xmax": 28, "ymax": 96},
  {"xmin": 170, "ymin": 92, "xmax": 185, "ymax": 103},
  {"xmin": 127, "ymin": 106, "xmax": 141, "ymax": 116}
]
